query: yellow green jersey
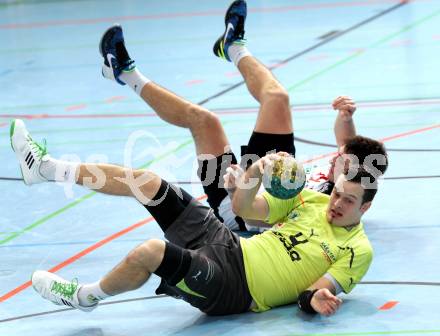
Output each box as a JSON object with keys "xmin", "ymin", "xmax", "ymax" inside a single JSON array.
[{"xmin": 240, "ymin": 188, "xmax": 373, "ymax": 312}]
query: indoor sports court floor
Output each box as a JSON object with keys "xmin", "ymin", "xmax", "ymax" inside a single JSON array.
[{"xmin": 1, "ymin": 0, "xmax": 439, "ymax": 335}]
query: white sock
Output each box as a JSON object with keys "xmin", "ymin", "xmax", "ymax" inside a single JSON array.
[
  {"xmin": 40, "ymin": 157, "xmax": 79, "ymax": 183},
  {"xmin": 227, "ymin": 43, "xmax": 252, "ymax": 67},
  {"xmin": 119, "ymin": 68, "xmax": 151, "ymax": 96},
  {"xmin": 77, "ymin": 281, "xmax": 110, "ymax": 307}
]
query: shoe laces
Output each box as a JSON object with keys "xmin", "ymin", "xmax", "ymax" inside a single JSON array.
[
  {"xmin": 121, "ymin": 59, "xmax": 136, "ymax": 72},
  {"xmin": 51, "ymin": 278, "xmax": 79, "ymax": 301},
  {"xmin": 232, "ymin": 39, "xmax": 246, "ymax": 46},
  {"xmin": 116, "ymin": 41, "xmax": 135, "ymax": 71},
  {"xmin": 28, "ymin": 137, "xmax": 48, "ymax": 160},
  {"xmin": 234, "ymin": 29, "xmax": 245, "ymax": 40},
  {"xmin": 233, "ymin": 17, "xmax": 245, "ymax": 40}
]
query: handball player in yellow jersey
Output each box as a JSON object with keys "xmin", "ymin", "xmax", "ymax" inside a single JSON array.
[{"xmin": 11, "ymin": 0, "xmax": 387, "ymax": 318}]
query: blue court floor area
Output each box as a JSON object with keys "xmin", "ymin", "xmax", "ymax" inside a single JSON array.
[{"xmin": 1, "ymin": 0, "xmax": 440, "ymax": 335}]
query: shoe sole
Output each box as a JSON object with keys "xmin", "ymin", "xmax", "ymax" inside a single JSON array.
[
  {"xmin": 10, "ymin": 119, "xmax": 30, "ymax": 185},
  {"xmin": 9, "ymin": 119, "xmax": 17, "ymax": 151},
  {"xmin": 99, "ymin": 24, "xmax": 122, "ymax": 58},
  {"xmin": 213, "ymin": 1, "xmax": 236, "ymax": 59},
  {"xmin": 224, "ymin": 0, "xmax": 243, "ymax": 24},
  {"xmin": 31, "ymin": 271, "xmax": 39, "ymax": 292}
]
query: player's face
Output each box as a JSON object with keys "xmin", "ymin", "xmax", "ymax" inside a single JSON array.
[{"xmin": 326, "ymin": 175, "xmax": 371, "ymax": 227}]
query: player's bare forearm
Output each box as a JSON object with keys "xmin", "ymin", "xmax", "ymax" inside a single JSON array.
[
  {"xmin": 232, "ymin": 155, "xmax": 276, "ymax": 221},
  {"xmin": 332, "ymin": 96, "xmax": 357, "ymax": 148},
  {"xmin": 231, "ymin": 164, "xmax": 264, "ymax": 219}
]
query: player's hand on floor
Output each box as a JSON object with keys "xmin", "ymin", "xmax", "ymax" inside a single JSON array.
[{"xmin": 310, "ymin": 288, "xmax": 343, "ymax": 316}]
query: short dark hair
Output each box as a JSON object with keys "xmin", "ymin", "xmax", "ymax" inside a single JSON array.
[
  {"xmin": 344, "ymin": 167, "xmax": 378, "ymax": 204},
  {"xmin": 344, "ymin": 135, "xmax": 388, "ymax": 177}
]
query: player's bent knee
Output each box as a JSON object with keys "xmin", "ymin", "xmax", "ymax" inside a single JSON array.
[
  {"xmin": 186, "ymin": 104, "xmax": 210, "ymax": 121},
  {"xmin": 265, "ymin": 87, "xmax": 290, "ymax": 108},
  {"xmin": 262, "ymin": 88, "xmax": 292, "ymax": 128},
  {"xmin": 186, "ymin": 104, "xmax": 218, "ymax": 126},
  {"xmin": 201, "ymin": 111, "xmax": 223, "ymax": 133},
  {"xmin": 196, "ymin": 108, "xmax": 220, "ymax": 127},
  {"xmin": 126, "ymin": 239, "xmax": 166, "ymax": 272}
]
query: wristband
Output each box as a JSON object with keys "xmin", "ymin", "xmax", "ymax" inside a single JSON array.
[{"xmin": 297, "ymin": 289, "xmax": 319, "ymax": 314}]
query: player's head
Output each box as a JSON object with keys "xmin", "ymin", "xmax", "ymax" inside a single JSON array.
[
  {"xmin": 329, "ymin": 135, "xmax": 388, "ymax": 182},
  {"xmin": 326, "ymin": 167, "xmax": 378, "ymax": 227}
]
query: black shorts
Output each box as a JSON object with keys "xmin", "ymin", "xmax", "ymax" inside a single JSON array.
[
  {"xmin": 197, "ymin": 131, "xmax": 295, "ymax": 230},
  {"xmin": 144, "ymin": 184, "xmax": 252, "ymax": 315},
  {"xmin": 240, "ymin": 131, "xmax": 296, "ymax": 168}
]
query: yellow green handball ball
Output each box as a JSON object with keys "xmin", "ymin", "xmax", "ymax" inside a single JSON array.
[{"xmin": 262, "ymin": 155, "xmax": 306, "ymax": 199}]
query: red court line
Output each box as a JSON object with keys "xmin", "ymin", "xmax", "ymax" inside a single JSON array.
[
  {"xmin": 0, "ymin": 1, "xmax": 410, "ymax": 30},
  {"xmin": 380, "ymin": 124, "xmax": 440, "ymax": 142},
  {"xmin": 182, "ymin": 98, "xmax": 440, "ymax": 114},
  {"xmin": 105, "ymin": 96, "xmax": 126, "ymax": 104},
  {"xmin": 379, "ymin": 301, "xmax": 399, "ymax": 310},
  {"xmin": 269, "ymin": 62, "xmax": 288, "ymax": 69},
  {"xmin": 390, "ymin": 39, "xmax": 412, "ymax": 47},
  {"xmin": 302, "ymin": 151, "xmax": 337, "ymax": 164},
  {"xmin": 0, "ymin": 113, "xmax": 155, "ymax": 120},
  {"xmin": 0, "ymin": 217, "xmax": 152, "ymax": 302},
  {"xmin": 0, "ymin": 123, "xmax": 7, "ymax": 128},
  {"xmin": 0, "ymin": 195, "xmax": 207, "ymax": 303},
  {"xmin": 185, "ymin": 79, "xmax": 205, "ymax": 86},
  {"xmin": 2, "ymin": 98, "xmax": 440, "ymax": 120},
  {"xmin": 307, "ymin": 54, "xmax": 330, "ymax": 62},
  {"xmin": 226, "ymin": 71, "xmax": 241, "ymax": 78},
  {"xmin": 301, "ymin": 123, "xmax": 440, "ymax": 164},
  {"xmin": 1, "ymin": 123, "xmax": 439, "ymax": 303},
  {"xmin": 65, "ymin": 104, "xmax": 87, "ymax": 112}
]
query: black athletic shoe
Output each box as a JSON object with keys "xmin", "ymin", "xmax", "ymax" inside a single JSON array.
[
  {"xmin": 99, "ymin": 24, "xmax": 135, "ymax": 85},
  {"xmin": 213, "ymin": 0, "xmax": 247, "ymax": 62}
]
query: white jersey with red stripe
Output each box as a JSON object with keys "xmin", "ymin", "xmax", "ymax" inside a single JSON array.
[{"xmin": 305, "ymin": 164, "xmax": 335, "ymax": 195}]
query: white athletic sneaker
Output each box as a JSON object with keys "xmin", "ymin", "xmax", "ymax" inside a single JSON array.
[
  {"xmin": 10, "ymin": 119, "xmax": 49, "ymax": 185},
  {"xmin": 31, "ymin": 271, "xmax": 97, "ymax": 312}
]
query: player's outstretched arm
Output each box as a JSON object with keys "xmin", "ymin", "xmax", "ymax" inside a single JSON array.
[{"xmin": 333, "ymin": 95, "xmax": 357, "ymax": 148}]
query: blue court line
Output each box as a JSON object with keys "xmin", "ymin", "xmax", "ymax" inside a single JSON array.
[
  {"xmin": 0, "ymin": 1, "xmax": 404, "ymax": 30},
  {"xmin": 287, "ymin": 7, "xmax": 440, "ymax": 92},
  {"xmin": 199, "ymin": 1, "xmax": 408, "ymax": 105},
  {"xmin": 0, "ymin": 69, "xmax": 13, "ymax": 77},
  {"xmin": 0, "ymin": 138, "xmax": 193, "ymax": 245},
  {"xmin": 0, "ymin": 238, "xmax": 147, "ymax": 249}
]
